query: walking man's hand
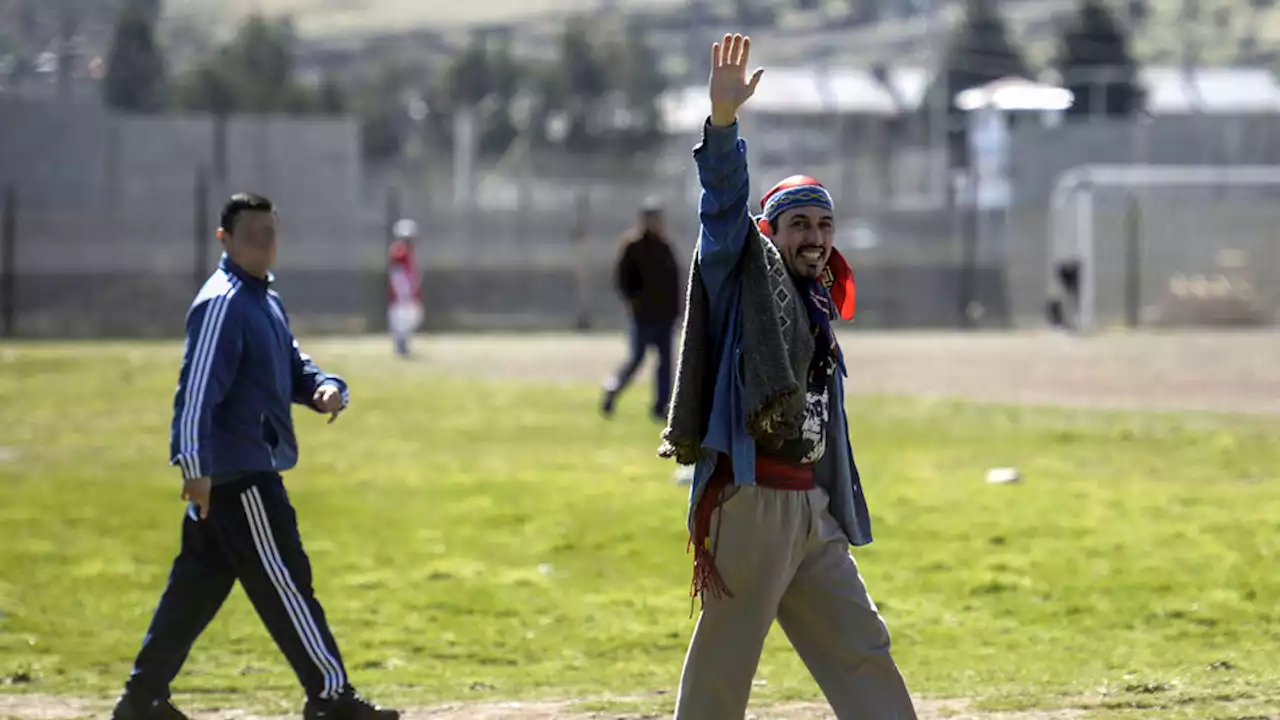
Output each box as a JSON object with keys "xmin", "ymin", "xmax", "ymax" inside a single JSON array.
[
  {"xmin": 709, "ymin": 33, "xmax": 764, "ymax": 128},
  {"xmin": 313, "ymin": 384, "xmax": 344, "ymax": 424},
  {"xmin": 182, "ymin": 476, "xmax": 212, "ymax": 519}
]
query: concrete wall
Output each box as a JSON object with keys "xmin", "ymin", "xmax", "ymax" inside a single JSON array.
[
  {"xmin": 0, "ymin": 99, "xmax": 371, "ymax": 336},
  {"xmin": 1004, "ymin": 115, "xmax": 1280, "ymax": 328},
  {"xmin": 5, "ymin": 100, "xmax": 1279, "ymax": 337}
]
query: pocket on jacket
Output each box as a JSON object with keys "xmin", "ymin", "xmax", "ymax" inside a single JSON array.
[{"xmin": 260, "ymin": 414, "xmax": 280, "ymax": 448}]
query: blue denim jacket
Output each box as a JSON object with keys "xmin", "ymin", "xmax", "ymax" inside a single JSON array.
[{"xmin": 685, "ymin": 119, "xmax": 873, "ymax": 547}]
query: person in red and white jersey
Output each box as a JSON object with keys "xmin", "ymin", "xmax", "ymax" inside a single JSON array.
[{"xmin": 387, "ymin": 219, "xmax": 423, "ymax": 357}]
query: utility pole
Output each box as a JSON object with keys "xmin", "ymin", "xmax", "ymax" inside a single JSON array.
[
  {"xmin": 1180, "ymin": 0, "xmax": 1201, "ymax": 111},
  {"xmin": 56, "ymin": 0, "xmax": 77, "ymax": 104},
  {"xmin": 1, "ymin": 187, "xmax": 16, "ymax": 337},
  {"xmin": 926, "ymin": 0, "xmax": 949, "ymax": 207}
]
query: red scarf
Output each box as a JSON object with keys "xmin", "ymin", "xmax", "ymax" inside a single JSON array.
[{"xmin": 822, "ymin": 248, "xmax": 856, "ymax": 321}]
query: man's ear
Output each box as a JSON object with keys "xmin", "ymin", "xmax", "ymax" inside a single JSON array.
[{"xmin": 216, "ymin": 228, "xmax": 229, "ymax": 250}]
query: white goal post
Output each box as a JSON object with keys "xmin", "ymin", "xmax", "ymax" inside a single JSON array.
[{"xmin": 1048, "ymin": 164, "xmax": 1280, "ymax": 333}]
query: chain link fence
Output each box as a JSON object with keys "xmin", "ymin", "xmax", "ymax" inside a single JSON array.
[{"xmin": 4, "ymin": 98, "xmax": 1280, "ymax": 338}]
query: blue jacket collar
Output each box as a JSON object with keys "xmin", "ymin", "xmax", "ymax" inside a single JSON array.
[{"xmin": 219, "ymin": 254, "xmax": 275, "ymax": 291}]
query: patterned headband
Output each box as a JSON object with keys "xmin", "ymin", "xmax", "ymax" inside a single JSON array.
[{"xmin": 762, "ymin": 184, "xmax": 835, "ymax": 223}]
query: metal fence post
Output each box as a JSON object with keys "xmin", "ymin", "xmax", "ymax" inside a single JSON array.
[
  {"xmin": 194, "ymin": 166, "xmax": 210, "ymax": 287},
  {"xmin": 959, "ymin": 172, "xmax": 980, "ymax": 328},
  {"xmin": 1, "ymin": 186, "xmax": 15, "ymax": 337},
  {"xmin": 385, "ymin": 184, "xmax": 401, "ymax": 250},
  {"xmin": 1124, "ymin": 192, "xmax": 1142, "ymax": 329},
  {"xmin": 213, "ymin": 114, "xmax": 228, "ymax": 182},
  {"xmin": 573, "ymin": 188, "xmax": 591, "ymax": 331}
]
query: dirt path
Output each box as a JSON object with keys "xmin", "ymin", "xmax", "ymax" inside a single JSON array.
[
  {"xmin": 314, "ymin": 329, "xmax": 1280, "ymax": 415},
  {"xmin": 0, "ymin": 693, "xmax": 1085, "ymax": 720}
]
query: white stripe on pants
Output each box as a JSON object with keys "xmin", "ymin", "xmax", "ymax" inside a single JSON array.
[{"xmin": 240, "ymin": 486, "xmax": 347, "ymax": 698}]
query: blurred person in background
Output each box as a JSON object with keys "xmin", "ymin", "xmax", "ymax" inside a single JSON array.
[
  {"xmin": 1046, "ymin": 254, "xmax": 1081, "ymax": 331},
  {"xmin": 659, "ymin": 34, "xmax": 916, "ymax": 719},
  {"xmin": 112, "ymin": 193, "xmax": 398, "ymax": 720},
  {"xmin": 601, "ymin": 196, "xmax": 682, "ymax": 421},
  {"xmin": 387, "ymin": 218, "xmax": 423, "ymax": 357}
]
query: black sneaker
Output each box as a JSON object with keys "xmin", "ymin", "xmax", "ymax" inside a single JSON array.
[
  {"xmin": 110, "ymin": 694, "xmax": 190, "ymax": 720},
  {"xmin": 303, "ymin": 690, "xmax": 399, "ymax": 720},
  {"xmin": 600, "ymin": 389, "xmax": 617, "ymax": 418}
]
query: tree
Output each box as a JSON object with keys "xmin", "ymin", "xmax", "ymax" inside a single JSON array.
[
  {"xmin": 173, "ymin": 61, "xmax": 237, "ymax": 115},
  {"xmin": 439, "ymin": 32, "xmax": 522, "ymax": 158},
  {"xmin": 351, "ymin": 60, "xmax": 411, "ymax": 162},
  {"xmin": 420, "ymin": 17, "xmax": 669, "ymax": 163},
  {"xmin": 928, "ymin": 0, "xmax": 1031, "ymax": 110},
  {"xmin": 172, "ymin": 14, "xmax": 316, "ymax": 115},
  {"xmin": 922, "ymin": 0, "xmax": 1031, "ymax": 163},
  {"xmin": 555, "ymin": 16, "xmax": 613, "ymax": 153},
  {"xmin": 606, "ymin": 22, "xmax": 667, "ymax": 155},
  {"xmin": 519, "ymin": 17, "xmax": 608, "ymax": 154},
  {"xmin": 479, "ymin": 37, "xmax": 522, "ymax": 159},
  {"xmin": 1055, "ymin": 0, "xmax": 1145, "ymax": 118},
  {"xmin": 845, "ymin": 0, "xmax": 882, "ymax": 25},
  {"xmin": 102, "ymin": 0, "xmax": 167, "ymax": 112},
  {"xmin": 525, "ymin": 17, "xmax": 668, "ymax": 159},
  {"xmin": 730, "ymin": 0, "xmax": 778, "ymax": 26},
  {"xmin": 223, "ymin": 16, "xmax": 295, "ymax": 112},
  {"xmin": 444, "ymin": 33, "xmax": 492, "ymax": 108},
  {"xmin": 316, "ymin": 72, "xmax": 347, "ymax": 115}
]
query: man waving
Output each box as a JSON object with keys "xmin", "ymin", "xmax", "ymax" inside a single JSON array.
[{"xmin": 661, "ymin": 34, "xmax": 917, "ymax": 720}]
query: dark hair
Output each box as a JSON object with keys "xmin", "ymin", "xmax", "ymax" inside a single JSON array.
[{"xmin": 219, "ymin": 192, "xmax": 274, "ymax": 234}]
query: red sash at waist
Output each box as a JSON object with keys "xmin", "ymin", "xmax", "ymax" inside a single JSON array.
[{"xmin": 708, "ymin": 452, "xmax": 815, "ymax": 490}]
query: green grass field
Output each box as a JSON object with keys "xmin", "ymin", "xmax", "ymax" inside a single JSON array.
[{"xmin": 1, "ymin": 339, "xmax": 1279, "ymax": 719}]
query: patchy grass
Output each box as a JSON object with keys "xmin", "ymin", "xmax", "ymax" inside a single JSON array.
[{"xmin": 0, "ymin": 340, "xmax": 1278, "ymax": 718}]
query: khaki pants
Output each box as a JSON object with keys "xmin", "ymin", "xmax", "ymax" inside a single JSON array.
[{"xmin": 674, "ymin": 485, "xmax": 917, "ymax": 719}]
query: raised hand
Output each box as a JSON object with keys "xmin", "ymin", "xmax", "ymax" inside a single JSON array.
[{"xmin": 709, "ymin": 33, "xmax": 764, "ymax": 128}]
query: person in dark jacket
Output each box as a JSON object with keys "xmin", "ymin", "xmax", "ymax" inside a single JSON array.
[
  {"xmin": 111, "ymin": 193, "xmax": 398, "ymax": 720},
  {"xmin": 601, "ymin": 198, "xmax": 682, "ymax": 421},
  {"xmin": 1046, "ymin": 255, "xmax": 1081, "ymax": 330}
]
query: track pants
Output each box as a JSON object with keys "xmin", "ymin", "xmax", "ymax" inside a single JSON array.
[
  {"xmin": 674, "ymin": 485, "xmax": 916, "ymax": 719},
  {"xmin": 606, "ymin": 319, "xmax": 674, "ymax": 417},
  {"xmin": 125, "ymin": 473, "xmax": 350, "ymax": 701}
]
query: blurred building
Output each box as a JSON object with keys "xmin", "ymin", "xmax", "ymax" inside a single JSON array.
[{"xmin": 3, "ymin": 0, "xmax": 1280, "ymax": 336}]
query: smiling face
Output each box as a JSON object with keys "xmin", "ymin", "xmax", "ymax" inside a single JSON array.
[{"xmin": 768, "ymin": 205, "xmax": 835, "ymax": 280}]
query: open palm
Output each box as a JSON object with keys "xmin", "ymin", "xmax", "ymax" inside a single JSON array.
[{"xmin": 709, "ymin": 33, "xmax": 764, "ymax": 127}]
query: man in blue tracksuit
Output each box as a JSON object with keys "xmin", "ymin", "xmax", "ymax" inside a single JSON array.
[{"xmin": 112, "ymin": 193, "xmax": 398, "ymax": 720}]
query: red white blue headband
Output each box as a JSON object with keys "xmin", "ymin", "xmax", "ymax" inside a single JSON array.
[
  {"xmin": 762, "ymin": 181, "xmax": 834, "ymax": 224},
  {"xmin": 755, "ymin": 174, "xmax": 857, "ymax": 320}
]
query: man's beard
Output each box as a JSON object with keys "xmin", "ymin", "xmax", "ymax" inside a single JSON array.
[{"xmin": 784, "ymin": 253, "xmax": 826, "ymax": 280}]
